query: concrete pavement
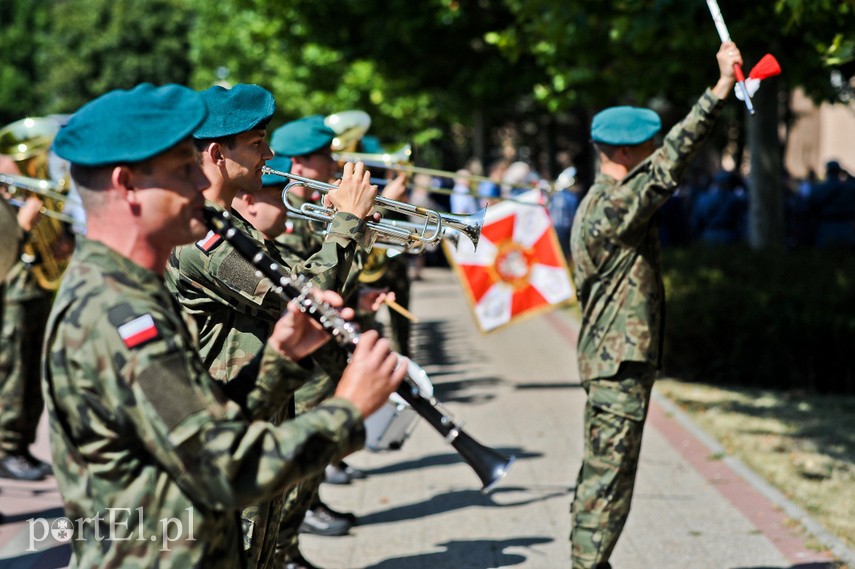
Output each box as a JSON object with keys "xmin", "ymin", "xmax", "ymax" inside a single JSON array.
[{"xmin": 1, "ymin": 266, "xmax": 852, "ymax": 568}]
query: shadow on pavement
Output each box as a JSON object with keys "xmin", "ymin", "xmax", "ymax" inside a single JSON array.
[
  {"xmin": 358, "ymin": 487, "xmax": 567, "ymax": 527},
  {"xmin": 361, "ymin": 448, "xmax": 540, "ymax": 477},
  {"xmin": 0, "ymin": 544, "xmax": 71, "ymax": 569},
  {"xmin": 361, "ymin": 537, "xmax": 552, "ymax": 569},
  {"xmin": 0, "ymin": 506, "xmax": 65, "ymax": 525}
]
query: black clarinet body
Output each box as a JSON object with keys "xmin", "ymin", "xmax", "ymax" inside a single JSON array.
[{"xmin": 203, "ymin": 207, "xmax": 514, "ymax": 491}]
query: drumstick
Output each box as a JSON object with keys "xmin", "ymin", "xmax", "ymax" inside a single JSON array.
[{"xmin": 385, "ymin": 298, "xmax": 420, "ymax": 323}]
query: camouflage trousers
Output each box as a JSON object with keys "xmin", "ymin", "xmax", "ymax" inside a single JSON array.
[
  {"xmin": 275, "ymin": 366, "xmax": 338, "ymax": 561},
  {"xmin": 241, "ymin": 398, "xmax": 295, "ymax": 569},
  {"xmin": 0, "ymin": 294, "xmax": 52, "ymax": 456},
  {"xmin": 570, "ymin": 362, "xmax": 655, "ymax": 569}
]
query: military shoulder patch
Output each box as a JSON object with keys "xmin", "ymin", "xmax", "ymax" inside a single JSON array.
[
  {"xmin": 118, "ymin": 314, "xmax": 160, "ymax": 349},
  {"xmin": 196, "ymin": 230, "xmax": 224, "ymax": 254}
]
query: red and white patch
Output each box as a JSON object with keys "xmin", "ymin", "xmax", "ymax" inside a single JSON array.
[
  {"xmin": 118, "ymin": 314, "xmax": 159, "ymax": 349},
  {"xmin": 195, "ymin": 230, "xmax": 223, "ymax": 254}
]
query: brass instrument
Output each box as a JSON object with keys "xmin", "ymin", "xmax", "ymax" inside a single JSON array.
[
  {"xmin": 335, "ymin": 145, "xmax": 543, "ymax": 195},
  {"xmin": 0, "ymin": 173, "xmax": 73, "ymax": 224},
  {"xmin": 204, "ymin": 207, "xmax": 514, "ymax": 492},
  {"xmin": 324, "ymin": 110, "xmax": 371, "ymax": 152},
  {"xmin": 262, "ymin": 165, "xmax": 485, "ymax": 251},
  {"xmin": 0, "ymin": 196, "xmax": 21, "ymax": 277},
  {"xmin": 0, "ymin": 116, "xmax": 71, "ymax": 290}
]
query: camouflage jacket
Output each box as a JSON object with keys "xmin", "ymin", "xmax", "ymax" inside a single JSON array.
[
  {"xmin": 275, "ymin": 193, "xmax": 326, "ymax": 259},
  {"xmin": 42, "ymin": 237, "xmax": 365, "ymax": 568},
  {"xmin": 275, "ymin": 192, "xmax": 365, "ymax": 302},
  {"xmin": 165, "ymin": 203, "xmax": 366, "ymax": 381},
  {"xmin": 570, "ymin": 89, "xmax": 724, "ymax": 381}
]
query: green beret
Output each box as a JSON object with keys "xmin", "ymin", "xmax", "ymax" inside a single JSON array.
[
  {"xmin": 591, "ymin": 106, "xmax": 661, "ymax": 146},
  {"xmin": 53, "ymin": 83, "xmax": 206, "ymax": 166},
  {"xmin": 261, "ymin": 155, "xmax": 293, "ymax": 186},
  {"xmin": 194, "ymin": 84, "xmax": 274, "ymax": 139},
  {"xmin": 270, "ymin": 115, "xmax": 335, "ymax": 157}
]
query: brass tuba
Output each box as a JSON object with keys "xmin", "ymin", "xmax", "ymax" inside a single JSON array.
[
  {"xmin": 0, "ymin": 117, "xmax": 70, "ymax": 290},
  {"xmin": 324, "ymin": 110, "xmax": 371, "ymax": 152}
]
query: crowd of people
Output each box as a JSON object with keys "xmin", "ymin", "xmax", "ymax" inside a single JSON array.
[{"xmin": 0, "ymin": 39, "xmax": 841, "ymax": 569}]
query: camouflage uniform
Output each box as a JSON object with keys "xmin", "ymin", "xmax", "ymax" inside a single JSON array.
[
  {"xmin": 0, "ymin": 252, "xmax": 52, "ymax": 460},
  {"xmin": 166, "ymin": 203, "xmax": 364, "ymax": 569},
  {"xmin": 272, "ymin": 192, "xmax": 368, "ymax": 563},
  {"xmin": 43, "ymin": 236, "xmax": 366, "ymax": 568},
  {"xmin": 569, "ymin": 90, "xmax": 724, "ymax": 569}
]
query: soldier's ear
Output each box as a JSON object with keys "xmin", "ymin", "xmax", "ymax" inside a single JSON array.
[
  {"xmin": 202, "ymin": 141, "xmax": 225, "ymax": 166},
  {"xmin": 113, "ymin": 165, "xmax": 134, "ymax": 193}
]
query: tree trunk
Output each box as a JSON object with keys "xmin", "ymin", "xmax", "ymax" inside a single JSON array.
[{"xmin": 747, "ymin": 78, "xmax": 785, "ymax": 250}]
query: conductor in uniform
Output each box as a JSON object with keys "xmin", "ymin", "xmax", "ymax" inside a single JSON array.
[
  {"xmin": 42, "ymin": 82, "xmax": 406, "ymax": 568},
  {"xmin": 569, "ymin": 42, "xmax": 742, "ymax": 569}
]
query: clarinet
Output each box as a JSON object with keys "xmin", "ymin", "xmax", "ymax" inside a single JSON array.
[{"xmin": 203, "ymin": 207, "xmax": 514, "ymax": 492}]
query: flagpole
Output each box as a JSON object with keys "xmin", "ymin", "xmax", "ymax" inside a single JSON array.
[{"xmin": 705, "ymin": 0, "xmax": 755, "ymax": 115}]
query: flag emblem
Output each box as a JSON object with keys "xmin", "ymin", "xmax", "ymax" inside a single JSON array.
[
  {"xmin": 118, "ymin": 314, "xmax": 159, "ymax": 349},
  {"xmin": 196, "ymin": 230, "xmax": 223, "ymax": 254},
  {"xmin": 444, "ymin": 190, "xmax": 576, "ymax": 332}
]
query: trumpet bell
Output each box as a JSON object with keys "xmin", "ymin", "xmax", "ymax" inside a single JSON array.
[{"xmin": 442, "ymin": 207, "xmax": 486, "ymax": 250}]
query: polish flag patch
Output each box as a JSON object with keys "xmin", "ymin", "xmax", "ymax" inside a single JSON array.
[
  {"xmin": 118, "ymin": 314, "xmax": 159, "ymax": 349},
  {"xmin": 196, "ymin": 230, "xmax": 223, "ymax": 254}
]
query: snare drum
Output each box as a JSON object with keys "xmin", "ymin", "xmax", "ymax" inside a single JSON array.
[{"xmin": 363, "ymin": 359, "xmax": 434, "ymax": 451}]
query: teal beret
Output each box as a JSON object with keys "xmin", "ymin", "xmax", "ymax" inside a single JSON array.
[
  {"xmin": 591, "ymin": 106, "xmax": 661, "ymax": 146},
  {"xmin": 359, "ymin": 135, "xmax": 383, "ymax": 154},
  {"xmin": 53, "ymin": 83, "xmax": 206, "ymax": 166},
  {"xmin": 270, "ymin": 115, "xmax": 335, "ymax": 157},
  {"xmin": 261, "ymin": 155, "xmax": 293, "ymax": 186},
  {"xmin": 194, "ymin": 84, "xmax": 274, "ymax": 139}
]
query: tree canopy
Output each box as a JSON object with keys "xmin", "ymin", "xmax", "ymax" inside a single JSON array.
[{"xmin": 1, "ymin": 0, "xmax": 853, "ymax": 176}]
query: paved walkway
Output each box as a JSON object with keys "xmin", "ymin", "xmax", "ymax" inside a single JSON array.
[{"xmin": 1, "ymin": 266, "xmax": 852, "ymax": 568}]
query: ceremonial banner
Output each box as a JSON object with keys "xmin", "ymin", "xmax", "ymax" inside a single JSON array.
[{"xmin": 444, "ymin": 190, "xmax": 576, "ymax": 333}]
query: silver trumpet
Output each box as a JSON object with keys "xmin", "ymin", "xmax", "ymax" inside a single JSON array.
[{"xmin": 261, "ymin": 165, "xmax": 485, "ymax": 250}]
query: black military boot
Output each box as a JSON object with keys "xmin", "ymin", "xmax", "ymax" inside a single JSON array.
[
  {"xmin": 299, "ymin": 505, "xmax": 352, "ymax": 536},
  {"xmin": 313, "ymin": 499, "xmax": 357, "ymax": 525},
  {"xmin": 25, "ymin": 452, "xmax": 53, "ymax": 477},
  {"xmin": 283, "ymin": 552, "xmax": 322, "ymax": 569},
  {"xmin": 0, "ymin": 454, "xmax": 46, "ymax": 481}
]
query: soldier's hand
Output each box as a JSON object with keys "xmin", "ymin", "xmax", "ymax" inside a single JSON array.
[
  {"xmin": 712, "ymin": 41, "xmax": 742, "ymax": 99},
  {"xmin": 380, "ymin": 172, "xmax": 408, "ymax": 201},
  {"xmin": 267, "ymin": 290, "xmax": 354, "ymax": 361},
  {"xmin": 357, "ymin": 287, "xmax": 394, "ymax": 313},
  {"xmin": 334, "ymin": 330, "xmax": 407, "ymax": 418},
  {"xmin": 17, "ymin": 195, "xmax": 44, "ymax": 231},
  {"xmin": 323, "ymin": 161, "xmax": 377, "ymax": 220}
]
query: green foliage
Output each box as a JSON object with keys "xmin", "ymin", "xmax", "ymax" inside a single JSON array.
[
  {"xmin": 187, "ymin": 0, "xmax": 447, "ymax": 154},
  {"xmin": 0, "ymin": 0, "xmax": 50, "ymax": 124},
  {"xmin": 34, "ymin": 0, "xmax": 194, "ymax": 115},
  {"xmin": 492, "ymin": 0, "xmax": 855, "ymax": 111},
  {"xmin": 662, "ymin": 245, "xmax": 855, "ymax": 394}
]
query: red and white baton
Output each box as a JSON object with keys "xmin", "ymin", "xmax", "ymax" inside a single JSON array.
[{"xmin": 705, "ymin": 0, "xmax": 755, "ymax": 115}]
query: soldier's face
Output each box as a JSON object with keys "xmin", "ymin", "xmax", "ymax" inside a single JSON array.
[
  {"xmin": 128, "ymin": 141, "xmax": 210, "ymax": 246},
  {"xmin": 296, "ymin": 149, "xmax": 336, "ymax": 184},
  {"xmin": 248, "ymin": 186, "xmax": 288, "ymax": 239},
  {"xmin": 222, "ymin": 128, "xmax": 274, "ymax": 194}
]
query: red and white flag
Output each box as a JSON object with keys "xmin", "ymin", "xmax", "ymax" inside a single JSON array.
[
  {"xmin": 118, "ymin": 314, "xmax": 159, "ymax": 349},
  {"xmin": 735, "ymin": 53, "xmax": 781, "ymax": 101},
  {"xmin": 444, "ymin": 190, "xmax": 575, "ymax": 333}
]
